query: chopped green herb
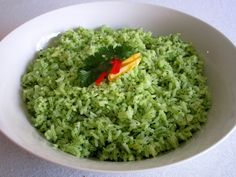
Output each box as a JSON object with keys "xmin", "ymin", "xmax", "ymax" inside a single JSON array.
[{"xmin": 21, "ymin": 27, "xmax": 211, "ymax": 161}]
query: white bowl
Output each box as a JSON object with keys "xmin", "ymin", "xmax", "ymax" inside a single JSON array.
[{"xmin": 0, "ymin": 1, "xmax": 236, "ymax": 172}]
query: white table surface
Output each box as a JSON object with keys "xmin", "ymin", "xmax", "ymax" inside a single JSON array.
[{"xmin": 0, "ymin": 0, "xmax": 236, "ymax": 177}]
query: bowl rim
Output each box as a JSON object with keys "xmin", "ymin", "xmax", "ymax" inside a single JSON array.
[{"xmin": 0, "ymin": 0, "xmax": 236, "ymax": 173}]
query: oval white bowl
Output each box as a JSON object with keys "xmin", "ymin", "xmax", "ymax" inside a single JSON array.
[{"xmin": 0, "ymin": 1, "xmax": 236, "ymax": 172}]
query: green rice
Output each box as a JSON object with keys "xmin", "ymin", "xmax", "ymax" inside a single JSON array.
[{"xmin": 21, "ymin": 26, "xmax": 211, "ymax": 161}]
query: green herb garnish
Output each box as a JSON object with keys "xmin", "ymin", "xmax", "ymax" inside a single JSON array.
[{"xmin": 78, "ymin": 45, "xmax": 135, "ymax": 87}]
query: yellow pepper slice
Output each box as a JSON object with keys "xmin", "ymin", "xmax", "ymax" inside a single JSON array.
[
  {"xmin": 108, "ymin": 53, "xmax": 141, "ymax": 82},
  {"xmin": 121, "ymin": 53, "xmax": 141, "ymax": 66}
]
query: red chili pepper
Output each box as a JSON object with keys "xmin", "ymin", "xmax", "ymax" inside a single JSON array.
[
  {"xmin": 95, "ymin": 72, "xmax": 107, "ymax": 86},
  {"xmin": 110, "ymin": 58, "xmax": 122, "ymax": 74}
]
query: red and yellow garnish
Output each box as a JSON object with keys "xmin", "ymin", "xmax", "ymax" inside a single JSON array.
[
  {"xmin": 108, "ymin": 53, "xmax": 141, "ymax": 82},
  {"xmin": 94, "ymin": 53, "xmax": 141, "ymax": 85},
  {"xmin": 78, "ymin": 45, "xmax": 141, "ymax": 87}
]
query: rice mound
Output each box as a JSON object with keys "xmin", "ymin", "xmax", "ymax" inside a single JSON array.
[{"xmin": 22, "ymin": 27, "xmax": 211, "ymax": 161}]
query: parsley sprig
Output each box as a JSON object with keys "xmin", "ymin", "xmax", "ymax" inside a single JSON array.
[{"xmin": 78, "ymin": 45, "xmax": 135, "ymax": 87}]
